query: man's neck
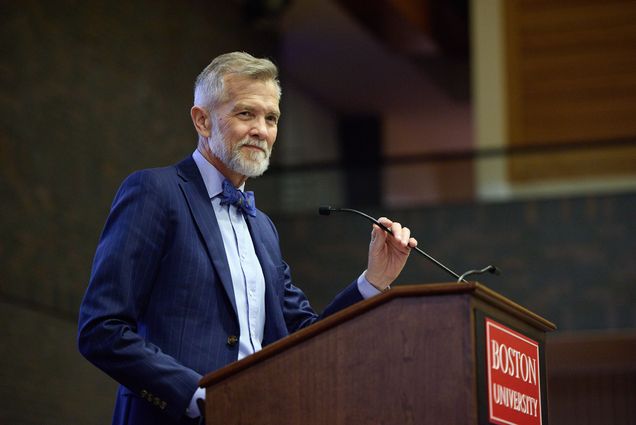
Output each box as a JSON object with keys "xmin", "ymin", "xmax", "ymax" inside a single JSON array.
[{"xmin": 197, "ymin": 146, "xmax": 247, "ymax": 188}]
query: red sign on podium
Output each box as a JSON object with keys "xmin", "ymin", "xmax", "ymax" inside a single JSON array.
[{"xmin": 486, "ymin": 318, "xmax": 542, "ymax": 425}]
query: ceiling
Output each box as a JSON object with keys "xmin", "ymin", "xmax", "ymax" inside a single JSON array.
[{"xmin": 275, "ymin": 0, "xmax": 470, "ymax": 113}]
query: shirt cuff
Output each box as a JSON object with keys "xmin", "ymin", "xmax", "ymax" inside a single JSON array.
[
  {"xmin": 186, "ymin": 387, "xmax": 206, "ymax": 418},
  {"xmin": 357, "ymin": 271, "xmax": 383, "ymax": 299}
]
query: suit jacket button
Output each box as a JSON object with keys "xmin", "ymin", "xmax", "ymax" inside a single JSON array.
[{"xmin": 227, "ymin": 335, "xmax": 238, "ymax": 346}]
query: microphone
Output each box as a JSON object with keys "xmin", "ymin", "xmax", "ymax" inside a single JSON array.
[
  {"xmin": 456, "ymin": 265, "xmax": 501, "ymax": 284},
  {"xmin": 319, "ymin": 205, "xmax": 500, "ymax": 284}
]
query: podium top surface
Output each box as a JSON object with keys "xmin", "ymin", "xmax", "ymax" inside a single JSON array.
[{"xmin": 199, "ymin": 282, "xmax": 556, "ymax": 388}]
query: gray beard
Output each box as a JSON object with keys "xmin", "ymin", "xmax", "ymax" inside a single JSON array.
[{"xmin": 208, "ymin": 127, "xmax": 271, "ymax": 178}]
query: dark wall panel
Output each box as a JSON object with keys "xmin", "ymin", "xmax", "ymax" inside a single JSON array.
[
  {"xmin": 0, "ymin": 1, "xmax": 278, "ymax": 422},
  {"xmin": 0, "ymin": 0, "xmax": 277, "ymax": 316},
  {"xmin": 275, "ymin": 192, "xmax": 636, "ymax": 332}
]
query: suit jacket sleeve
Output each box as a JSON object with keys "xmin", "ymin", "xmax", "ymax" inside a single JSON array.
[{"xmin": 77, "ymin": 170, "xmax": 200, "ymax": 422}]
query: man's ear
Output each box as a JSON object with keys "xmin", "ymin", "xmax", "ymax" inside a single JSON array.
[{"xmin": 190, "ymin": 106, "xmax": 211, "ymax": 137}]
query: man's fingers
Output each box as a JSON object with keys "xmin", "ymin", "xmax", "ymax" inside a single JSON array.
[
  {"xmin": 377, "ymin": 217, "xmax": 393, "ymax": 229},
  {"xmin": 386, "ymin": 221, "xmax": 412, "ymax": 249},
  {"xmin": 370, "ymin": 224, "xmax": 387, "ymax": 247},
  {"xmin": 390, "ymin": 221, "xmax": 402, "ymax": 233},
  {"xmin": 373, "ymin": 217, "xmax": 417, "ymax": 251},
  {"xmin": 399, "ymin": 226, "xmax": 411, "ymax": 246}
]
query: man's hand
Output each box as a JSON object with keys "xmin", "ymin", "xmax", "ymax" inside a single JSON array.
[{"xmin": 365, "ymin": 217, "xmax": 418, "ymax": 291}]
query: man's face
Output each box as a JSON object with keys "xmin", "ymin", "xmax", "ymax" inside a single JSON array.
[{"xmin": 206, "ymin": 74, "xmax": 280, "ymax": 179}]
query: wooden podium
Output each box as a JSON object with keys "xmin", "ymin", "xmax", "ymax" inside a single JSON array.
[{"xmin": 200, "ymin": 283, "xmax": 556, "ymax": 424}]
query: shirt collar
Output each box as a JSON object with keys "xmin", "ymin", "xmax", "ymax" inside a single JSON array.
[{"xmin": 192, "ymin": 149, "xmax": 246, "ymax": 199}]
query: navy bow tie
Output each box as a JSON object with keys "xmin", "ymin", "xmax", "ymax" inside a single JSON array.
[{"xmin": 219, "ymin": 179, "xmax": 257, "ymax": 217}]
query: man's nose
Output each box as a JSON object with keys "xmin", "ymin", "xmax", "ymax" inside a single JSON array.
[{"xmin": 249, "ymin": 116, "xmax": 268, "ymax": 139}]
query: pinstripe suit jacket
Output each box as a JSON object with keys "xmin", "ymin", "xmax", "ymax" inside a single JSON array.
[{"xmin": 77, "ymin": 156, "xmax": 363, "ymax": 425}]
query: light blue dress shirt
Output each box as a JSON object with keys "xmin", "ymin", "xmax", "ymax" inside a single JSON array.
[
  {"xmin": 193, "ymin": 149, "xmax": 265, "ymax": 360},
  {"xmin": 188, "ymin": 149, "xmax": 382, "ymax": 417}
]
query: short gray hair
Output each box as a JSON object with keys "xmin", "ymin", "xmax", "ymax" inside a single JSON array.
[{"xmin": 194, "ymin": 52, "xmax": 281, "ymax": 108}]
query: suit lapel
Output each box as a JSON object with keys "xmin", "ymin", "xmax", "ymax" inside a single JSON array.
[{"xmin": 175, "ymin": 157, "xmax": 238, "ymax": 318}]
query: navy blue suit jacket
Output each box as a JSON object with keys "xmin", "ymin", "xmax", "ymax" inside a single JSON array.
[{"xmin": 78, "ymin": 157, "xmax": 363, "ymax": 425}]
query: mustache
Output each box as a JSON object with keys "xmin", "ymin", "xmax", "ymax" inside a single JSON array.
[{"xmin": 237, "ymin": 138, "xmax": 270, "ymax": 156}]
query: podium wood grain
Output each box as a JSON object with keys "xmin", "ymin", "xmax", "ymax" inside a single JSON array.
[{"xmin": 200, "ymin": 283, "xmax": 555, "ymax": 424}]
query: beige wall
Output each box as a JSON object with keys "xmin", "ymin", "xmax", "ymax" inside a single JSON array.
[{"xmin": 472, "ymin": 0, "xmax": 636, "ymax": 201}]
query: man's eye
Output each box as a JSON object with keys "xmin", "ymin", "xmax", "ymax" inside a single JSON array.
[
  {"xmin": 267, "ymin": 115, "xmax": 279, "ymax": 124},
  {"xmin": 237, "ymin": 111, "xmax": 253, "ymax": 118}
]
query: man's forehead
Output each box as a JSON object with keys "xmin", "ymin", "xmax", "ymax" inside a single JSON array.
[
  {"xmin": 222, "ymin": 76, "xmax": 280, "ymax": 112},
  {"xmin": 224, "ymin": 74, "xmax": 278, "ymax": 94}
]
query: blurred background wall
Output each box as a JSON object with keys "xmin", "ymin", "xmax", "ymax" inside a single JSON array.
[{"xmin": 1, "ymin": 0, "xmax": 635, "ymax": 423}]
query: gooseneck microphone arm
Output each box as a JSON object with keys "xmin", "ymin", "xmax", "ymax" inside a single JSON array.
[
  {"xmin": 457, "ymin": 265, "xmax": 501, "ymax": 284},
  {"xmin": 318, "ymin": 205, "xmax": 481, "ymax": 283}
]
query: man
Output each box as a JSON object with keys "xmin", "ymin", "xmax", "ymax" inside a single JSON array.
[{"xmin": 78, "ymin": 52, "xmax": 417, "ymax": 425}]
